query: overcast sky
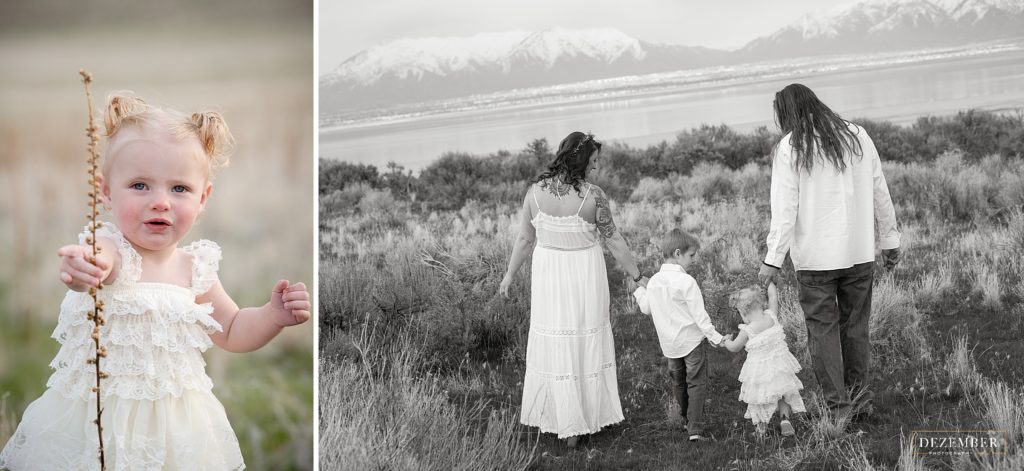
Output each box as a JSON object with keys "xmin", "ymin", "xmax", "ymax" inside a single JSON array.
[{"xmin": 320, "ymin": 0, "xmax": 855, "ymax": 70}]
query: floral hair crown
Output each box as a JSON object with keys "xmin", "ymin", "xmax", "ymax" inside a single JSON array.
[{"xmin": 572, "ymin": 132, "xmax": 596, "ymax": 154}]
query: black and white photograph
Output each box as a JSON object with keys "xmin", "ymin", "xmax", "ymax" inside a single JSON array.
[{"xmin": 317, "ymin": 0, "xmax": 1024, "ymax": 469}]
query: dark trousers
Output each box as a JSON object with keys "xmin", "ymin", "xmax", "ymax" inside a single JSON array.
[
  {"xmin": 796, "ymin": 261, "xmax": 874, "ymax": 411},
  {"xmin": 667, "ymin": 339, "xmax": 708, "ymax": 435}
]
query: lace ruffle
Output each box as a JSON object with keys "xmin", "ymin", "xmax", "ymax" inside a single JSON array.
[
  {"xmin": 54, "ymin": 288, "xmax": 222, "ymax": 341},
  {"xmin": 743, "ymin": 391, "xmax": 807, "ymax": 425},
  {"xmin": 0, "ymin": 389, "xmax": 245, "ymax": 470},
  {"xmin": 182, "ymin": 239, "xmax": 221, "ymax": 295},
  {"xmin": 80, "ymin": 221, "xmax": 143, "ymax": 285}
]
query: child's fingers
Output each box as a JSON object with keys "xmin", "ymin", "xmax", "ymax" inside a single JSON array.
[
  {"xmin": 289, "ymin": 309, "xmax": 311, "ymax": 324},
  {"xmin": 285, "ymin": 282, "xmax": 307, "ymax": 292},
  {"xmin": 282, "ymin": 289, "xmax": 310, "ymax": 303},
  {"xmin": 284, "ymin": 299, "xmax": 311, "ymax": 312},
  {"xmin": 272, "ymin": 279, "xmax": 290, "ymax": 295},
  {"xmin": 67, "ymin": 256, "xmax": 104, "ymax": 278}
]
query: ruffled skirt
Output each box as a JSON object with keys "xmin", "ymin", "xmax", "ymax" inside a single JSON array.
[
  {"xmin": 0, "ymin": 389, "xmax": 244, "ymax": 471},
  {"xmin": 738, "ymin": 346, "xmax": 806, "ymax": 424}
]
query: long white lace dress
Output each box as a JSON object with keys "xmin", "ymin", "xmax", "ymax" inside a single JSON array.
[
  {"xmin": 737, "ymin": 310, "xmax": 807, "ymax": 425},
  {"xmin": 0, "ymin": 223, "xmax": 244, "ymax": 471},
  {"xmin": 520, "ymin": 184, "xmax": 624, "ymax": 438}
]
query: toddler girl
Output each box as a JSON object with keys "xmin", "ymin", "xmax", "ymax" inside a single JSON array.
[
  {"xmin": 721, "ymin": 283, "xmax": 805, "ymax": 437},
  {"xmin": 0, "ymin": 93, "xmax": 310, "ymax": 470}
]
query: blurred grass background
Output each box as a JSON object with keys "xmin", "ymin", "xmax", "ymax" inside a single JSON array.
[{"xmin": 0, "ymin": 1, "xmax": 314, "ymax": 469}]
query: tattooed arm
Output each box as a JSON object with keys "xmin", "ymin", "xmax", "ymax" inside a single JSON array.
[{"xmin": 592, "ymin": 185, "xmax": 641, "ymax": 281}]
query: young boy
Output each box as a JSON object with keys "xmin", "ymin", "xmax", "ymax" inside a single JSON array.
[{"xmin": 633, "ymin": 229, "xmax": 724, "ymax": 442}]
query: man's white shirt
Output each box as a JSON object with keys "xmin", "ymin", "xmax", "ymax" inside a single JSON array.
[{"xmin": 764, "ymin": 123, "xmax": 900, "ymax": 271}]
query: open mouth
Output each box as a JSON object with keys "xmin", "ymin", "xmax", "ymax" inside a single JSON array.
[{"xmin": 145, "ymin": 219, "xmax": 172, "ymax": 227}]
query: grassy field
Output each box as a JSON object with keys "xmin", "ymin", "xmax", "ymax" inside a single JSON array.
[
  {"xmin": 319, "ymin": 150, "xmax": 1024, "ymax": 469},
  {"xmin": 0, "ymin": 13, "xmax": 314, "ymax": 470}
]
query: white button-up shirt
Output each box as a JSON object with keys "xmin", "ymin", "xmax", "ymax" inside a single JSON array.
[
  {"xmin": 632, "ymin": 264, "xmax": 723, "ymax": 358},
  {"xmin": 764, "ymin": 123, "xmax": 900, "ymax": 271}
]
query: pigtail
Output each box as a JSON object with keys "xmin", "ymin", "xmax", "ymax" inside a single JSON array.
[
  {"xmin": 190, "ymin": 111, "xmax": 235, "ymax": 171},
  {"xmin": 103, "ymin": 93, "xmax": 150, "ymax": 137}
]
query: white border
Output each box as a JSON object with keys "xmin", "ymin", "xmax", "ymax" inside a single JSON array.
[{"xmin": 312, "ymin": 0, "xmax": 321, "ymax": 468}]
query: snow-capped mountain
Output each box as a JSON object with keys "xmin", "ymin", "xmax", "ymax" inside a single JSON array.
[
  {"xmin": 738, "ymin": 0, "xmax": 1024, "ymax": 59},
  {"xmin": 322, "ymin": 1, "xmax": 1024, "ymax": 116},
  {"xmin": 321, "ymin": 27, "xmax": 726, "ymax": 112}
]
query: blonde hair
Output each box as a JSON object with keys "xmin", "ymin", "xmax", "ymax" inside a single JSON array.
[
  {"xmin": 102, "ymin": 92, "xmax": 234, "ymax": 177},
  {"xmin": 728, "ymin": 285, "xmax": 766, "ymax": 320}
]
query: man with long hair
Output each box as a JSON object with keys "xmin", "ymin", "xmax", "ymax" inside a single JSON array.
[{"xmin": 758, "ymin": 83, "xmax": 901, "ymax": 420}]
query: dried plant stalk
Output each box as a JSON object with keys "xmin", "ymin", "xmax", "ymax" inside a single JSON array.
[{"xmin": 79, "ymin": 68, "xmax": 107, "ymax": 471}]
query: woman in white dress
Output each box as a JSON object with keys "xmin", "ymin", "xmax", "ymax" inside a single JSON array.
[{"xmin": 499, "ymin": 131, "xmax": 646, "ymax": 448}]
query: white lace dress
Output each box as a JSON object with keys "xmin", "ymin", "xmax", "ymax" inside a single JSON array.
[
  {"xmin": 0, "ymin": 223, "xmax": 244, "ymax": 471},
  {"xmin": 737, "ymin": 310, "xmax": 807, "ymax": 425},
  {"xmin": 520, "ymin": 184, "xmax": 624, "ymax": 438}
]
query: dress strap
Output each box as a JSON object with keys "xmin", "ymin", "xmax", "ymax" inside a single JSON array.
[
  {"xmin": 532, "ymin": 184, "xmax": 540, "ymax": 210},
  {"xmin": 575, "ymin": 183, "xmax": 592, "ymax": 216}
]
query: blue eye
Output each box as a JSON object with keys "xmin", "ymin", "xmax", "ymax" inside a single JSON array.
[
  {"xmin": 131, "ymin": 182, "xmax": 147, "ymax": 190},
  {"xmin": 172, "ymin": 185, "xmax": 189, "ymax": 193}
]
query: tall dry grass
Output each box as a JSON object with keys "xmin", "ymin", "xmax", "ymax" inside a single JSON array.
[
  {"xmin": 321, "ymin": 148, "xmax": 1024, "ymax": 468},
  {"xmin": 318, "ymin": 326, "xmax": 534, "ymax": 470}
]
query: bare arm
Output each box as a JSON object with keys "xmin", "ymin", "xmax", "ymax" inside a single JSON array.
[
  {"xmin": 499, "ymin": 191, "xmax": 537, "ymax": 296},
  {"xmin": 200, "ymin": 279, "xmax": 310, "ymax": 353},
  {"xmin": 767, "ymin": 283, "xmax": 779, "ymax": 314},
  {"xmin": 723, "ymin": 330, "xmax": 749, "ymax": 352},
  {"xmin": 593, "ymin": 185, "xmax": 641, "ymax": 280}
]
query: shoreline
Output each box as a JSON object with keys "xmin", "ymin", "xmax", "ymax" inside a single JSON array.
[{"xmin": 320, "ymin": 38, "xmax": 1024, "ymax": 132}]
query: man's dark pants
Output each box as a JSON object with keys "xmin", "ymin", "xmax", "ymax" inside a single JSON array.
[
  {"xmin": 667, "ymin": 339, "xmax": 708, "ymax": 435},
  {"xmin": 796, "ymin": 261, "xmax": 874, "ymax": 412}
]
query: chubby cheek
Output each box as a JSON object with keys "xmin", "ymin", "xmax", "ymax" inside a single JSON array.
[{"xmin": 109, "ymin": 194, "xmax": 145, "ymax": 227}]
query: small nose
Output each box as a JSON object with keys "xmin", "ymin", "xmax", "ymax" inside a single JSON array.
[{"xmin": 151, "ymin": 191, "xmax": 171, "ymax": 211}]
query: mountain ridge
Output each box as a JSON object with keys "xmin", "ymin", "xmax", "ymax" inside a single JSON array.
[{"xmin": 322, "ymin": 0, "xmax": 1024, "ymax": 114}]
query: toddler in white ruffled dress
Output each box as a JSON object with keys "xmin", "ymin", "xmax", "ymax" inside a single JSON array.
[
  {"xmin": 0, "ymin": 93, "xmax": 310, "ymax": 470},
  {"xmin": 721, "ymin": 283, "xmax": 806, "ymax": 437}
]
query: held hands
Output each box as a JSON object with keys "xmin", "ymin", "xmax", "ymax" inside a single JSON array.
[
  {"xmin": 758, "ymin": 264, "xmax": 780, "ymax": 287},
  {"xmin": 58, "ymin": 244, "xmax": 112, "ymax": 291},
  {"xmin": 629, "ymin": 275, "xmax": 650, "ymax": 291},
  {"xmin": 268, "ymin": 280, "xmax": 311, "ymax": 327}
]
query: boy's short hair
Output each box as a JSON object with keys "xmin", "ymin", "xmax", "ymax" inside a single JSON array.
[{"xmin": 661, "ymin": 229, "xmax": 700, "ymax": 258}]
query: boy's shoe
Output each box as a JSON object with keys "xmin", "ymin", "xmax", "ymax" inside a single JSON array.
[
  {"xmin": 688, "ymin": 433, "xmax": 711, "ymax": 442},
  {"xmin": 780, "ymin": 419, "xmax": 795, "ymax": 437}
]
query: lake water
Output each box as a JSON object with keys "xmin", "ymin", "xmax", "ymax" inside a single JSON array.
[{"xmin": 320, "ymin": 48, "xmax": 1024, "ymax": 172}]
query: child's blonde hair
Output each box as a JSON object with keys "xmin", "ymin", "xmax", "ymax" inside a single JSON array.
[
  {"xmin": 102, "ymin": 92, "xmax": 234, "ymax": 177},
  {"xmin": 728, "ymin": 285, "xmax": 766, "ymax": 320}
]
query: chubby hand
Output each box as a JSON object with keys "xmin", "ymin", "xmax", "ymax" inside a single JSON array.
[
  {"xmin": 269, "ymin": 280, "xmax": 310, "ymax": 327},
  {"xmin": 58, "ymin": 244, "xmax": 112, "ymax": 292}
]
